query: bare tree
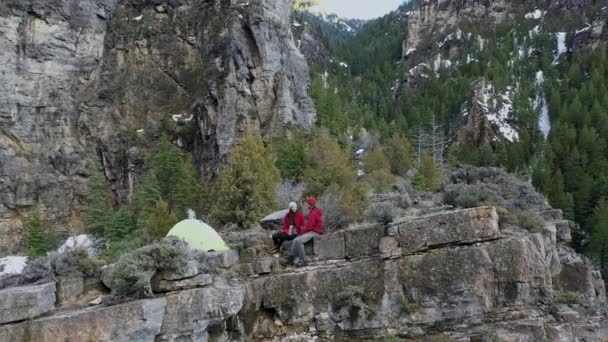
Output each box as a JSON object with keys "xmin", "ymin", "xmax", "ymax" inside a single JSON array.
[{"xmin": 414, "ymin": 113, "xmax": 451, "ymax": 167}]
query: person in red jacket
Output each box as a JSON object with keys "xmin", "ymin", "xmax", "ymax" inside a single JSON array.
[
  {"xmin": 284, "ymin": 197, "xmax": 323, "ymax": 266},
  {"xmin": 270, "ymin": 202, "xmax": 304, "ymax": 254}
]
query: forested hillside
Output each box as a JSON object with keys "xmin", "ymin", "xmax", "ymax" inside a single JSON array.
[{"xmin": 295, "ymin": 2, "xmax": 608, "ymax": 269}]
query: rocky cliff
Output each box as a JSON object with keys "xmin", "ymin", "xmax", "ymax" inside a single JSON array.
[
  {"xmin": 0, "ymin": 0, "xmax": 315, "ymax": 255},
  {"xmin": 1, "ymin": 203, "xmax": 606, "ymax": 341}
]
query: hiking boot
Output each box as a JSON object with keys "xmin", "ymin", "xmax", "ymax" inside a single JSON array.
[
  {"xmin": 269, "ymin": 247, "xmax": 279, "ymax": 254},
  {"xmin": 278, "ymin": 257, "xmax": 291, "ymax": 266}
]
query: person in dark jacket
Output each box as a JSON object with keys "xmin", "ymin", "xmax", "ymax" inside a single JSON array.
[
  {"xmin": 270, "ymin": 202, "xmax": 305, "ymax": 254},
  {"xmin": 282, "ymin": 197, "xmax": 323, "ymax": 266}
]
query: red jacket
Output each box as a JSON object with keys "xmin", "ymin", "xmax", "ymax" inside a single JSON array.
[
  {"xmin": 282, "ymin": 211, "xmax": 305, "ymax": 235},
  {"xmin": 303, "ymin": 208, "xmax": 323, "ymax": 235}
]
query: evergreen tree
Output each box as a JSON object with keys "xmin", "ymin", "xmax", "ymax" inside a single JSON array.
[
  {"xmin": 104, "ymin": 208, "xmax": 134, "ymax": 242},
  {"xmin": 384, "ymin": 133, "xmax": 413, "ymax": 175},
  {"xmin": 26, "ymin": 212, "xmax": 50, "ymax": 257},
  {"xmin": 413, "ymin": 152, "xmax": 443, "ymax": 191},
  {"xmin": 143, "ymin": 199, "xmax": 178, "ymax": 238},
  {"xmin": 174, "ymin": 161, "xmax": 200, "ymax": 220},
  {"xmin": 131, "ymin": 171, "xmax": 162, "ymax": 225},
  {"xmin": 85, "ymin": 158, "xmax": 114, "ymax": 236},
  {"xmin": 274, "ymin": 132, "xmax": 307, "ymax": 181},
  {"xmin": 363, "ymin": 147, "xmax": 390, "ymax": 174},
  {"xmin": 210, "ymin": 134, "xmax": 281, "ymax": 227},
  {"xmin": 590, "ymin": 198, "xmax": 608, "ymax": 276},
  {"xmin": 150, "ymin": 134, "xmax": 183, "ymax": 208}
]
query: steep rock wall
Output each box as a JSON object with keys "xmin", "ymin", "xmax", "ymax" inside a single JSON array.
[{"xmin": 0, "ymin": 0, "xmax": 316, "ymax": 255}]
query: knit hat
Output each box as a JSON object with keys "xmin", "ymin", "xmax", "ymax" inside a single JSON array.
[
  {"xmin": 288, "ymin": 201, "xmax": 297, "ymax": 209},
  {"xmin": 306, "ymin": 197, "xmax": 317, "ymax": 207}
]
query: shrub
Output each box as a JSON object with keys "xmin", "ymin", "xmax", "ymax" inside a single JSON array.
[
  {"xmin": 50, "ymin": 247, "xmax": 105, "ymax": 277},
  {"xmin": 555, "ymin": 289, "xmax": 582, "ymax": 304},
  {"xmin": 400, "ymin": 295, "xmax": 421, "ymax": 315},
  {"xmin": 109, "ymin": 237, "xmax": 190, "ymax": 301},
  {"xmin": 366, "ymin": 203, "xmax": 395, "ymax": 225},
  {"xmin": 336, "ymin": 285, "xmax": 374, "ymax": 320},
  {"xmin": 210, "ymin": 134, "xmax": 281, "ymax": 227},
  {"xmin": 515, "ymin": 212, "xmax": 545, "ymax": 233},
  {"xmin": 275, "ymin": 181, "xmax": 306, "ymax": 206}
]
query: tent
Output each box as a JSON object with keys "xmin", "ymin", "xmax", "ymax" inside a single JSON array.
[{"xmin": 167, "ymin": 219, "xmax": 229, "ymax": 252}]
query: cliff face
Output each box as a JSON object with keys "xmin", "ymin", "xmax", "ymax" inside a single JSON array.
[
  {"xmin": 0, "ymin": 0, "xmax": 315, "ymax": 255},
  {"xmin": 1, "ymin": 205, "xmax": 606, "ymax": 340},
  {"xmin": 403, "ymin": 0, "xmax": 602, "ymax": 54}
]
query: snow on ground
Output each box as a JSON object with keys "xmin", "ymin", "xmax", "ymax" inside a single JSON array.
[
  {"xmin": 533, "ymin": 71, "xmax": 551, "ymax": 138},
  {"xmin": 339, "ymin": 62, "xmax": 348, "ymax": 68},
  {"xmin": 0, "ymin": 256, "xmax": 27, "ymax": 276},
  {"xmin": 554, "ymin": 32, "xmax": 567, "ymax": 64},
  {"xmin": 525, "ymin": 9, "xmax": 545, "ymax": 19},
  {"xmin": 478, "ymin": 36, "xmax": 486, "ymax": 50},
  {"xmin": 292, "ymin": 21, "xmax": 301, "ymax": 27},
  {"xmin": 438, "ymin": 29, "xmax": 464, "ymax": 48},
  {"xmin": 405, "ymin": 48, "xmax": 416, "ymax": 56},
  {"xmin": 478, "ymin": 83, "xmax": 519, "ymax": 142},
  {"xmin": 133, "ymin": 15, "xmax": 143, "ymax": 21},
  {"xmin": 172, "ymin": 113, "xmax": 193, "ymax": 122},
  {"xmin": 529, "ymin": 25, "xmax": 541, "ymax": 38},
  {"xmin": 575, "ymin": 25, "xmax": 591, "ymax": 34}
]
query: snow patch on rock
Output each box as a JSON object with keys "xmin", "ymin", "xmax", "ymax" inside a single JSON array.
[
  {"xmin": 0, "ymin": 256, "xmax": 28, "ymax": 276},
  {"xmin": 525, "ymin": 9, "xmax": 545, "ymax": 19},
  {"xmin": 554, "ymin": 32, "xmax": 567, "ymax": 64}
]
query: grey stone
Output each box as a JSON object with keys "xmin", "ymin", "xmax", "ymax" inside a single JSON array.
[
  {"xmin": 313, "ymin": 233, "xmax": 345, "ymax": 260},
  {"xmin": 556, "ymin": 220, "xmax": 573, "ymax": 243},
  {"xmin": 234, "ymin": 263, "xmax": 255, "ymax": 276},
  {"xmin": 344, "ymin": 225, "xmax": 385, "ymax": 258},
  {"xmin": 254, "ymin": 257, "xmax": 277, "ymax": 274},
  {"xmin": 398, "ymin": 206, "xmax": 500, "ymax": 254},
  {"xmin": 0, "ymin": 297, "xmax": 166, "ymax": 342},
  {"xmin": 0, "ymin": 283, "xmax": 56, "ymax": 324},
  {"xmin": 101, "ymin": 264, "xmax": 114, "ymax": 289},
  {"xmin": 153, "ymin": 273, "xmax": 213, "ymax": 293},
  {"xmin": 159, "ymin": 282, "xmax": 245, "ymax": 341},
  {"xmin": 56, "ymin": 275, "xmax": 84, "ymax": 305},
  {"xmin": 157, "ymin": 260, "xmax": 199, "ymax": 281},
  {"xmin": 208, "ymin": 250, "xmax": 239, "ymax": 269},
  {"xmin": 537, "ymin": 209, "xmax": 563, "ymax": 222},
  {"xmin": 314, "ymin": 312, "xmax": 332, "ymax": 332},
  {"xmin": 379, "ymin": 237, "xmax": 401, "ymax": 259}
]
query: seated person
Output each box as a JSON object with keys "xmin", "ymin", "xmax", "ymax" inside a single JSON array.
[
  {"xmin": 270, "ymin": 202, "xmax": 304, "ymax": 254},
  {"xmin": 282, "ymin": 197, "xmax": 323, "ymax": 267}
]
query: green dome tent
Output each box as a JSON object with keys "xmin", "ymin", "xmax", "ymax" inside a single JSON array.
[{"xmin": 167, "ymin": 219, "xmax": 229, "ymax": 252}]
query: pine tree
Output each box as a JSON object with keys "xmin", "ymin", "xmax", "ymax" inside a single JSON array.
[
  {"xmin": 210, "ymin": 134, "xmax": 281, "ymax": 227},
  {"xmin": 384, "ymin": 133, "xmax": 413, "ymax": 175},
  {"xmin": 104, "ymin": 208, "xmax": 133, "ymax": 242},
  {"xmin": 413, "ymin": 152, "xmax": 443, "ymax": 191},
  {"xmin": 85, "ymin": 158, "xmax": 114, "ymax": 236},
  {"xmin": 363, "ymin": 147, "xmax": 391, "ymax": 174},
  {"xmin": 274, "ymin": 132, "xmax": 307, "ymax": 181},
  {"xmin": 150, "ymin": 134, "xmax": 183, "ymax": 208},
  {"xmin": 143, "ymin": 199, "xmax": 178, "ymax": 238},
  {"xmin": 590, "ymin": 198, "xmax": 608, "ymax": 276},
  {"xmin": 26, "ymin": 212, "xmax": 50, "ymax": 257},
  {"xmin": 131, "ymin": 171, "xmax": 162, "ymax": 225},
  {"xmin": 174, "ymin": 161, "xmax": 200, "ymax": 220}
]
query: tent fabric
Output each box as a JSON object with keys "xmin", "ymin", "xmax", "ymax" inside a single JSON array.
[{"xmin": 167, "ymin": 219, "xmax": 229, "ymax": 252}]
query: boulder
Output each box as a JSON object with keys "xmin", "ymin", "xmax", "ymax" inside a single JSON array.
[
  {"xmin": 156, "ymin": 260, "xmax": 199, "ymax": 281},
  {"xmin": 0, "ymin": 282, "xmax": 56, "ymax": 324},
  {"xmin": 397, "ymin": 206, "xmax": 500, "ymax": 254},
  {"xmin": 555, "ymin": 220, "xmax": 573, "ymax": 243},
  {"xmin": 260, "ymin": 210, "xmax": 289, "ymax": 230},
  {"xmin": 0, "ymin": 298, "xmax": 166, "ymax": 342},
  {"xmin": 153, "ymin": 274, "xmax": 213, "ymax": 293}
]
